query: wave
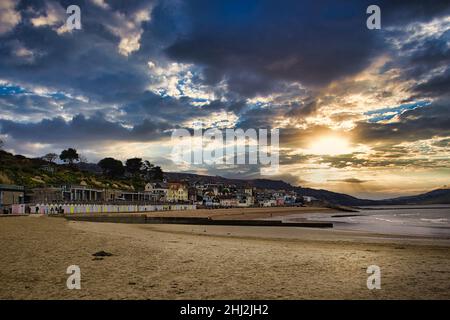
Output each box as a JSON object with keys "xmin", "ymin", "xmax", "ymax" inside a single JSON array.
[{"xmin": 420, "ymin": 218, "xmax": 448, "ymax": 224}]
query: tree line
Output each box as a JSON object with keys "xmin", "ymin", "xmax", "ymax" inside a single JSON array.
[{"xmin": 41, "ymin": 148, "xmax": 164, "ymax": 181}]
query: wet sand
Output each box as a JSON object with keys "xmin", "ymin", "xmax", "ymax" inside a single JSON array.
[{"xmin": 0, "ymin": 215, "xmax": 449, "ymax": 299}]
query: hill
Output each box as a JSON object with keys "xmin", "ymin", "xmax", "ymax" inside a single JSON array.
[
  {"xmin": 165, "ymin": 172, "xmax": 450, "ymax": 206},
  {"xmin": 0, "ymin": 150, "xmax": 136, "ymax": 190},
  {"xmin": 373, "ymin": 189, "xmax": 450, "ymax": 205}
]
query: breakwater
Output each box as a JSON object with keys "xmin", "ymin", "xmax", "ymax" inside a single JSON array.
[{"xmin": 64, "ymin": 214, "xmax": 333, "ymax": 228}]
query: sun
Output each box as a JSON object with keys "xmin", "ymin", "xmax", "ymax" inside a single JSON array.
[{"xmin": 306, "ymin": 136, "xmax": 352, "ymax": 155}]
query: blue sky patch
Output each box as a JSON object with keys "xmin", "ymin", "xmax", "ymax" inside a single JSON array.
[{"xmin": 365, "ymin": 101, "xmax": 431, "ymax": 123}]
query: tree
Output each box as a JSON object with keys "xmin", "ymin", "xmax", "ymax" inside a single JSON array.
[
  {"xmin": 125, "ymin": 157, "xmax": 143, "ymax": 175},
  {"xmin": 151, "ymin": 166, "xmax": 164, "ymax": 181},
  {"xmin": 142, "ymin": 160, "xmax": 154, "ymax": 172},
  {"xmin": 59, "ymin": 148, "xmax": 79, "ymax": 165},
  {"xmin": 98, "ymin": 157, "xmax": 124, "ymax": 178},
  {"xmin": 142, "ymin": 160, "xmax": 163, "ymax": 181},
  {"xmin": 42, "ymin": 153, "xmax": 58, "ymax": 163}
]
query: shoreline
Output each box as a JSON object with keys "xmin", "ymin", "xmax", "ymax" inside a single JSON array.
[{"xmin": 146, "ymin": 223, "xmax": 450, "ymax": 245}]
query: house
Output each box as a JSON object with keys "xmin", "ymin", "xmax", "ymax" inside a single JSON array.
[
  {"xmin": 188, "ymin": 186, "xmax": 199, "ymax": 203},
  {"xmin": 0, "ymin": 184, "xmax": 25, "ymax": 212},
  {"xmin": 262, "ymin": 199, "xmax": 277, "ymax": 207},
  {"xmin": 302, "ymin": 196, "xmax": 318, "ymax": 203},
  {"xmin": 240, "ymin": 186, "xmax": 253, "ymax": 196},
  {"xmin": 144, "ymin": 182, "xmax": 168, "ymax": 202},
  {"xmin": 283, "ymin": 194, "xmax": 297, "ymax": 205},
  {"xmin": 166, "ymin": 182, "xmax": 188, "ymax": 203},
  {"xmin": 237, "ymin": 197, "xmax": 251, "ymax": 207},
  {"xmin": 219, "ymin": 196, "xmax": 238, "ymax": 207},
  {"xmin": 205, "ymin": 184, "xmax": 220, "ymax": 196},
  {"xmin": 236, "ymin": 187, "xmax": 254, "ymax": 207},
  {"xmin": 203, "ymin": 192, "xmax": 220, "ymax": 207}
]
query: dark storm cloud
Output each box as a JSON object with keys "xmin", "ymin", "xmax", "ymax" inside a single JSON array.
[
  {"xmin": 382, "ymin": 25, "xmax": 450, "ymax": 101},
  {"xmin": 380, "ymin": 0, "xmax": 450, "ymax": 24},
  {"xmin": 412, "ymin": 68, "xmax": 450, "ymax": 98},
  {"xmin": 0, "ymin": 92, "xmax": 59, "ymax": 117},
  {"xmin": 165, "ymin": 0, "xmax": 450, "ymax": 97},
  {"xmin": 165, "ymin": 0, "xmax": 379, "ymax": 97},
  {"xmin": 0, "ymin": 113, "xmax": 172, "ymax": 143},
  {"xmin": 286, "ymin": 99, "xmax": 319, "ymax": 118},
  {"xmin": 0, "ymin": 85, "xmax": 103, "ymax": 120},
  {"xmin": 0, "ymin": 0, "xmax": 155, "ymax": 104},
  {"xmin": 352, "ymin": 102, "xmax": 450, "ymax": 144},
  {"xmin": 119, "ymin": 90, "xmax": 245, "ymax": 126}
]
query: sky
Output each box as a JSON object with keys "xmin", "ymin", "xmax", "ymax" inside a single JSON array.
[{"xmin": 0, "ymin": 0, "xmax": 449, "ymax": 199}]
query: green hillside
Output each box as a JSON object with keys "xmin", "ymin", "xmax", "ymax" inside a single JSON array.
[{"xmin": 0, "ymin": 150, "xmax": 137, "ymax": 190}]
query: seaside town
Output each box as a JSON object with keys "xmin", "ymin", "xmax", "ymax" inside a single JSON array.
[
  {"xmin": 1, "ymin": 1, "xmax": 449, "ymax": 303},
  {"xmin": 0, "ymin": 148, "xmax": 314, "ymax": 215},
  {"xmin": 1, "ymin": 180, "xmax": 312, "ymax": 214}
]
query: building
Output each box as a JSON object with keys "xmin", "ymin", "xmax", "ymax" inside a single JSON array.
[
  {"xmin": 236, "ymin": 187, "xmax": 254, "ymax": 207},
  {"xmin": 203, "ymin": 192, "xmax": 220, "ymax": 207},
  {"xmin": 0, "ymin": 184, "xmax": 25, "ymax": 212},
  {"xmin": 302, "ymin": 196, "xmax": 318, "ymax": 203},
  {"xmin": 283, "ymin": 194, "xmax": 298, "ymax": 205},
  {"xmin": 104, "ymin": 189, "xmax": 124, "ymax": 201},
  {"xmin": 166, "ymin": 182, "xmax": 188, "ymax": 203},
  {"xmin": 219, "ymin": 196, "xmax": 238, "ymax": 207},
  {"xmin": 28, "ymin": 187, "xmax": 63, "ymax": 203},
  {"xmin": 62, "ymin": 185, "xmax": 104, "ymax": 202},
  {"xmin": 261, "ymin": 199, "xmax": 277, "ymax": 207},
  {"xmin": 188, "ymin": 186, "xmax": 199, "ymax": 203},
  {"xmin": 144, "ymin": 182, "xmax": 168, "ymax": 202}
]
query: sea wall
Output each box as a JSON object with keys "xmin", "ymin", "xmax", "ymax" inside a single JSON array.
[
  {"xmin": 63, "ymin": 215, "xmax": 333, "ymax": 228},
  {"xmin": 11, "ymin": 203, "xmax": 196, "ymax": 214}
]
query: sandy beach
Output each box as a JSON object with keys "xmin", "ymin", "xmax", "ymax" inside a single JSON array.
[{"xmin": 0, "ymin": 213, "xmax": 449, "ymax": 299}]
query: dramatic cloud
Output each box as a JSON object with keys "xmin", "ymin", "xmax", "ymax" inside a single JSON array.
[
  {"xmin": 0, "ymin": 113, "xmax": 172, "ymax": 143},
  {"xmin": 353, "ymin": 103, "xmax": 450, "ymax": 144},
  {"xmin": 0, "ymin": 0, "xmax": 449, "ymax": 198}
]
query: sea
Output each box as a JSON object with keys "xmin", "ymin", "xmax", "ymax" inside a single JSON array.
[{"xmin": 276, "ymin": 205, "xmax": 450, "ymax": 238}]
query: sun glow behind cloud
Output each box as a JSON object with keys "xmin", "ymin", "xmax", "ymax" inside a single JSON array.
[{"xmin": 305, "ymin": 136, "xmax": 353, "ymax": 156}]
